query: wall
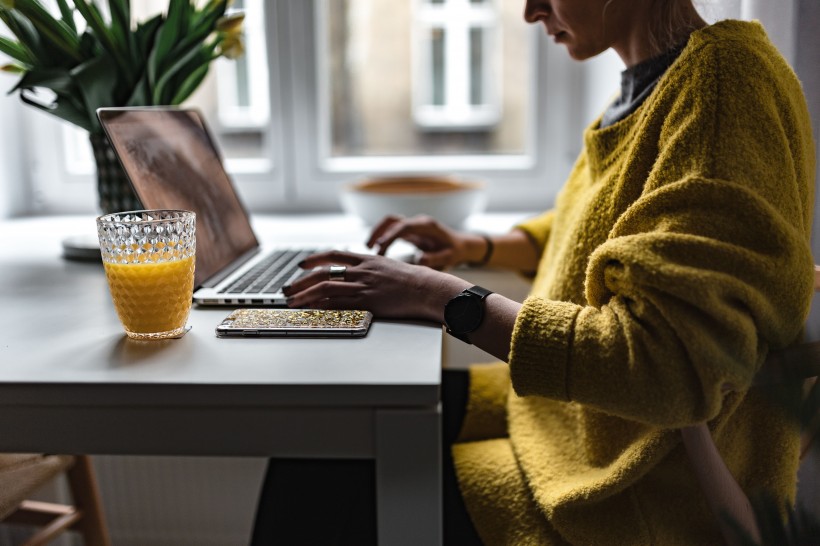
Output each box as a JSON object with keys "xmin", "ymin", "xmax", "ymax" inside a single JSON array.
[
  {"xmin": 796, "ymin": 0, "xmax": 820, "ymax": 341},
  {"xmin": 742, "ymin": 0, "xmax": 796, "ymax": 62},
  {"xmin": 581, "ymin": 49, "xmax": 622, "ymax": 127},
  {"xmin": 793, "ymin": 0, "xmax": 820, "ymax": 521}
]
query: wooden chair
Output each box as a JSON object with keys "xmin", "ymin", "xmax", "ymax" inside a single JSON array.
[
  {"xmin": 0, "ymin": 454, "xmax": 111, "ymax": 546},
  {"xmin": 682, "ymin": 265, "xmax": 820, "ymax": 545}
]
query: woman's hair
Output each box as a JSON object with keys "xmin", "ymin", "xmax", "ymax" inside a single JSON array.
[
  {"xmin": 601, "ymin": 0, "xmax": 702, "ymax": 58},
  {"xmin": 648, "ymin": 0, "xmax": 703, "ymax": 55}
]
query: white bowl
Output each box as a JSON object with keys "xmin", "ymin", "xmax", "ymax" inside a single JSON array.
[{"xmin": 340, "ymin": 176, "xmax": 486, "ymax": 228}]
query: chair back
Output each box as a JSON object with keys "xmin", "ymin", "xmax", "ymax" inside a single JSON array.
[{"xmin": 1, "ymin": 454, "xmax": 110, "ymax": 546}]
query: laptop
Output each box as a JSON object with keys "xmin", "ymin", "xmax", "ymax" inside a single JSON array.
[{"xmin": 97, "ymin": 106, "xmax": 328, "ymax": 306}]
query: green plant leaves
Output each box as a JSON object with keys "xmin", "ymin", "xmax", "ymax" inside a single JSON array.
[
  {"xmin": 1, "ymin": 0, "xmax": 243, "ymax": 133},
  {"xmin": 12, "ymin": 0, "xmax": 81, "ymax": 57},
  {"xmin": 20, "ymin": 88, "xmax": 92, "ymax": 131},
  {"xmin": 71, "ymin": 53, "xmax": 117, "ymax": 131},
  {"xmin": 55, "ymin": 0, "xmax": 75, "ymax": 33},
  {"xmin": 147, "ymin": 0, "xmax": 187, "ymax": 89},
  {"xmin": 1, "ymin": 10, "xmax": 45, "ymax": 63},
  {"xmin": 0, "ymin": 35, "xmax": 33, "ymax": 64},
  {"xmin": 152, "ymin": 40, "xmax": 212, "ymax": 105},
  {"xmin": 10, "ymin": 66, "xmax": 73, "ymax": 95},
  {"xmin": 72, "ymin": 0, "xmax": 128, "ymax": 73},
  {"xmin": 170, "ymin": 61, "xmax": 209, "ymax": 105}
]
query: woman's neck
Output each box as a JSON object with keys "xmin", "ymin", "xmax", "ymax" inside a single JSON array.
[{"xmin": 613, "ymin": 1, "xmax": 707, "ymax": 67}]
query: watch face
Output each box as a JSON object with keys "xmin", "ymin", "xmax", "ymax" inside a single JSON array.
[{"xmin": 444, "ymin": 293, "xmax": 484, "ymax": 334}]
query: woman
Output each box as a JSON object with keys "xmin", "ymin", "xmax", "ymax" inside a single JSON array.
[{"xmin": 254, "ymin": 0, "xmax": 815, "ymax": 543}]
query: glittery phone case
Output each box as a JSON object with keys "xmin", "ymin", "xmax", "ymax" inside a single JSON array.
[{"xmin": 215, "ymin": 308, "xmax": 373, "ymax": 338}]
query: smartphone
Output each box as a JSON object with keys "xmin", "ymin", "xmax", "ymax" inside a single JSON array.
[{"xmin": 215, "ymin": 308, "xmax": 373, "ymax": 338}]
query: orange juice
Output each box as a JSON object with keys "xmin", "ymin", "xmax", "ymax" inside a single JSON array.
[{"xmin": 103, "ymin": 256, "xmax": 195, "ymax": 337}]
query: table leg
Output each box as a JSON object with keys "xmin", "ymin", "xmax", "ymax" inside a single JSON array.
[{"xmin": 375, "ymin": 405, "xmax": 442, "ymax": 546}]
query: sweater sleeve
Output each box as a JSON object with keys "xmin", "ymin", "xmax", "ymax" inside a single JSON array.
[
  {"xmin": 508, "ymin": 36, "xmax": 815, "ymax": 427},
  {"xmin": 514, "ymin": 210, "xmax": 555, "ymax": 254}
]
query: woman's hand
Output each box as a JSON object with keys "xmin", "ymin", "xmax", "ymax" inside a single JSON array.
[
  {"xmin": 283, "ymin": 250, "xmax": 471, "ymax": 322},
  {"xmin": 366, "ymin": 215, "xmax": 489, "ymax": 270}
]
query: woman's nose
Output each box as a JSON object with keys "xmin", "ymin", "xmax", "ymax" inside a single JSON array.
[{"xmin": 524, "ymin": 0, "xmax": 550, "ymax": 24}]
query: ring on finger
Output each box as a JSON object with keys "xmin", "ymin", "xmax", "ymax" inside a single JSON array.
[{"xmin": 328, "ymin": 264, "xmax": 347, "ymax": 282}]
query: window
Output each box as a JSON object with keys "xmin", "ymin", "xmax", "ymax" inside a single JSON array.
[
  {"xmin": 214, "ymin": 0, "xmax": 270, "ymax": 131},
  {"xmin": 412, "ymin": 0, "xmax": 501, "ymax": 130},
  {"xmin": 322, "ymin": 0, "xmax": 522, "ymax": 159},
  {"xmin": 11, "ymin": 0, "xmax": 579, "ymax": 214},
  {"xmin": 312, "ymin": 0, "xmax": 578, "ymax": 209}
]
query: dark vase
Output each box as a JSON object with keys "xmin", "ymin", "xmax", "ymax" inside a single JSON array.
[{"xmin": 89, "ymin": 133, "xmax": 143, "ymax": 214}]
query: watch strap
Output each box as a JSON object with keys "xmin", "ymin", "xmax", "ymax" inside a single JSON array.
[
  {"xmin": 448, "ymin": 329, "xmax": 472, "ymax": 344},
  {"xmin": 464, "ymin": 285, "xmax": 493, "ymax": 301},
  {"xmin": 444, "ymin": 285, "xmax": 493, "ymax": 344}
]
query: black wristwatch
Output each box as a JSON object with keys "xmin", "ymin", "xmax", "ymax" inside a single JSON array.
[{"xmin": 443, "ymin": 285, "xmax": 493, "ymax": 344}]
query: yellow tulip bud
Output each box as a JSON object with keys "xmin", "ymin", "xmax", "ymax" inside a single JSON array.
[
  {"xmin": 219, "ymin": 34, "xmax": 245, "ymax": 60},
  {"xmin": 216, "ymin": 12, "xmax": 244, "ymax": 35}
]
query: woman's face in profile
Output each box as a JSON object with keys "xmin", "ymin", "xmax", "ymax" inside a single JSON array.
[{"xmin": 524, "ymin": 0, "xmax": 640, "ymax": 61}]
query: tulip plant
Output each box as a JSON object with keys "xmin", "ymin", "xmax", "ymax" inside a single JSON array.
[{"xmin": 0, "ymin": 0, "xmax": 244, "ymax": 134}]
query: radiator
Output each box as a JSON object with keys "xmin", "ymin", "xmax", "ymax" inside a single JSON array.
[{"xmin": 93, "ymin": 456, "xmax": 267, "ymax": 546}]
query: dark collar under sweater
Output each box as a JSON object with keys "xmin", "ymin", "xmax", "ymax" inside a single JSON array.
[{"xmin": 600, "ymin": 41, "xmax": 687, "ymax": 128}]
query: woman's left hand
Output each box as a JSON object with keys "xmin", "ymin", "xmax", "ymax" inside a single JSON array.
[{"xmin": 282, "ymin": 250, "xmax": 470, "ymax": 322}]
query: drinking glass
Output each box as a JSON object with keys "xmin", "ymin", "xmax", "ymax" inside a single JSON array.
[{"xmin": 96, "ymin": 210, "xmax": 196, "ymax": 340}]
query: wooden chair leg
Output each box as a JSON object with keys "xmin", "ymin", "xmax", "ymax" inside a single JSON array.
[
  {"xmin": 65, "ymin": 456, "xmax": 111, "ymax": 546},
  {"xmin": 19, "ymin": 501, "xmax": 82, "ymax": 546}
]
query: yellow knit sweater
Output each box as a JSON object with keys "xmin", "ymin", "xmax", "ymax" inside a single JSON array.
[{"xmin": 453, "ymin": 21, "xmax": 815, "ymax": 545}]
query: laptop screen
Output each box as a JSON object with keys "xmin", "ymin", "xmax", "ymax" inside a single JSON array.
[{"xmin": 98, "ymin": 108, "xmax": 259, "ymax": 287}]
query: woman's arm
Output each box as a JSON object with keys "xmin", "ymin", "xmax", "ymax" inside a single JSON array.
[
  {"xmin": 366, "ymin": 215, "xmax": 541, "ymax": 273},
  {"xmin": 283, "ymin": 251, "xmax": 522, "ymax": 362},
  {"xmin": 483, "ymin": 230, "xmax": 540, "ymax": 273}
]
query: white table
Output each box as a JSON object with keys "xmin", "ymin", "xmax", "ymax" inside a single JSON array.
[{"xmin": 0, "ymin": 215, "xmax": 445, "ymax": 546}]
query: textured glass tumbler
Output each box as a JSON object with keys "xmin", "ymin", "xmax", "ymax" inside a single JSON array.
[{"xmin": 97, "ymin": 210, "xmax": 196, "ymax": 340}]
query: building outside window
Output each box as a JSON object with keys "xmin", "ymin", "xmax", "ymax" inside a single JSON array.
[{"xmin": 411, "ymin": 0, "xmax": 502, "ymax": 131}]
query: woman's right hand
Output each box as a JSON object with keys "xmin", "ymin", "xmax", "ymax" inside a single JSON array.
[{"xmin": 366, "ymin": 215, "xmax": 488, "ymax": 270}]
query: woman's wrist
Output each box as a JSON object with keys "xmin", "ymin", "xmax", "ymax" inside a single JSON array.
[
  {"xmin": 420, "ymin": 271, "xmax": 472, "ymax": 323},
  {"xmin": 462, "ymin": 233, "xmax": 493, "ymax": 266}
]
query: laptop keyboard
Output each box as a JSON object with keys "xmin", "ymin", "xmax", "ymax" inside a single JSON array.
[{"xmin": 219, "ymin": 249, "xmax": 319, "ymax": 295}]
